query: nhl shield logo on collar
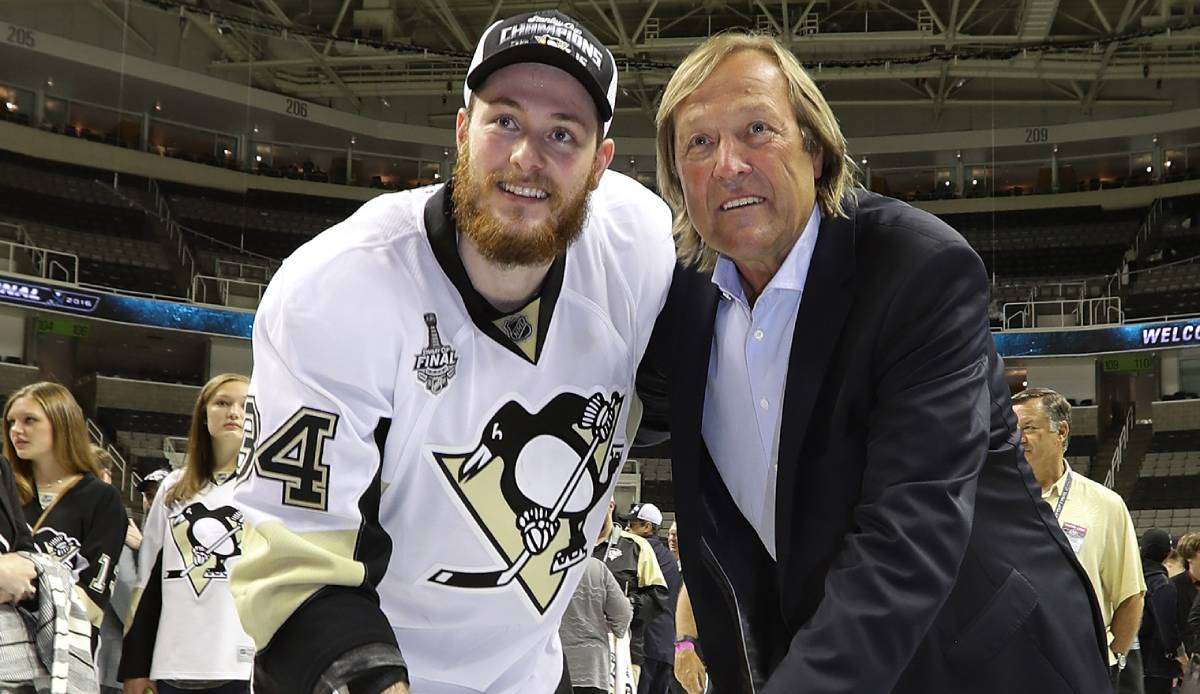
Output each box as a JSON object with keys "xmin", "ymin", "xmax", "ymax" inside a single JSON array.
[{"xmin": 414, "ymin": 312, "xmax": 459, "ymax": 394}]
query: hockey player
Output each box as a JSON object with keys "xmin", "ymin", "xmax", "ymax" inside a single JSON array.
[{"xmin": 230, "ymin": 10, "xmax": 675, "ymax": 694}]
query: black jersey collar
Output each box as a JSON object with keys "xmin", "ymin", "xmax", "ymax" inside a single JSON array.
[{"xmin": 423, "ymin": 179, "xmax": 565, "ymax": 365}]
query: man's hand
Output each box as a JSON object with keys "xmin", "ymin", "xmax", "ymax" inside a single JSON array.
[
  {"xmin": 382, "ymin": 684, "xmax": 409, "ymax": 694},
  {"xmin": 0, "ymin": 554, "xmax": 37, "ymax": 604},
  {"xmin": 122, "ymin": 678, "xmax": 156, "ymax": 694},
  {"xmin": 675, "ymin": 648, "xmax": 707, "ymax": 694},
  {"xmin": 125, "ymin": 519, "xmax": 143, "ymax": 551}
]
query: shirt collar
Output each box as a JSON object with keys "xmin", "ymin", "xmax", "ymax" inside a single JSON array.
[
  {"xmin": 711, "ymin": 204, "xmax": 822, "ymax": 303},
  {"xmin": 1042, "ymin": 461, "xmax": 1071, "ymax": 499}
]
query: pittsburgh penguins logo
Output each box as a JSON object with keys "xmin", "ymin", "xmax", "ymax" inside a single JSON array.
[
  {"xmin": 428, "ymin": 390, "xmax": 626, "ymax": 615},
  {"xmin": 166, "ymin": 502, "xmax": 244, "ymax": 597},
  {"xmin": 33, "ymin": 527, "xmax": 85, "ymax": 574}
]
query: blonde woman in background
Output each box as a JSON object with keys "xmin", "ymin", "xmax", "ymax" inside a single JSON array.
[
  {"xmin": 120, "ymin": 374, "xmax": 253, "ymax": 694},
  {"xmin": 4, "ymin": 381, "xmax": 128, "ymax": 651}
]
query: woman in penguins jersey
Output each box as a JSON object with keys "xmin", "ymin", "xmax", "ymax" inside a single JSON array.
[
  {"xmin": 4, "ymin": 381, "xmax": 127, "ymax": 654},
  {"xmin": 120, "ymin": 374, "xmax": 254, "ymax": 694}
]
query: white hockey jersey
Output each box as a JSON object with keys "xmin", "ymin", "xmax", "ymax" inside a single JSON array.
[
  {"xmin": 121, "ymin": 470, "xmax": 255, "ymax": 682},
  {"xmin": 230, "ymin": 170, "xmax": 675, "ymax": 694}
]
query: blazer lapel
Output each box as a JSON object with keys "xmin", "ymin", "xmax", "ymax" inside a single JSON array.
[
  {"xmin": 774, "ymin": 198, "xmax": 858, "ymax": 567},
  {"xmin": 673, "ymin": 269, "xmax": 720, "ymax": 459}
]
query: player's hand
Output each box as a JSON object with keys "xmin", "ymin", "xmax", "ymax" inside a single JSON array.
[
  {"xmin": 122, "ymin": 678, "xmax": 156, "ymax": 694},
  {"xmin": 125, "ymin": 519, "xmax": 143, "ymax": 551},
  {"xmin": 382, "ymin": 684, "xmax": 409, "ymax": 694},
  {"xmin": 675, "ymin": 647, "xmax": 707, "ymax": 694},
  {"xmin": 0, "ymin": 554, "xmax": 36, "ymax": 604}
]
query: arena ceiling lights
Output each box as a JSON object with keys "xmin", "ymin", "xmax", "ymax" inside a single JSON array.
[{"xmin": 132, "ymin": 0, "xmax": 1200, "ymax": 114}]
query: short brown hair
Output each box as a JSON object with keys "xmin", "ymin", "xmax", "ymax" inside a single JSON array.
[
  {"xmin": 1012, "ymin": 387, "xmax": 1072, "ymax": 449},
  {"xmin": 655, "ymin": 32, "xmax": 862, "ymax": 270},
  {"xmin": 92, "ymin": 445, "xmax": 114, "ymax": 474},
  {"xmin": 1012, "ymin": 388, "xmax": 1072, "ymax": 430},
  {"xmin": 1177, "ymin": 532, "xmax": 1200, "ymax": 561}
]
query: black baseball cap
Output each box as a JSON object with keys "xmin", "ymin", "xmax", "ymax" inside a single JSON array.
[
  {"xmin": 464, "ymin": 11, "xmax": 618, "ymax": 135},
  {"xmin": 1141, "ymin": 527, "xmax": 1175, "ymax": 563}
]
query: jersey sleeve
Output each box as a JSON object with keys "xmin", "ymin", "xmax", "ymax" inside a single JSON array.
[
  {"xmin": 77, "ymin": 482, "xmax": 128, "ymax": 628},
  {"xmin": 600, "ymin": 173, "xmax": 675, "ymax": 361},
  {"xmin": 118, "ymin": 473, "xmax": 173, "ymax": 680},
  {"xmin": 230, "ymin": 255, "xmax": 407, "ymax": 694},
  {"xmin": 598, "ymin": 173, "xmax": 676, "ymax": 442}
]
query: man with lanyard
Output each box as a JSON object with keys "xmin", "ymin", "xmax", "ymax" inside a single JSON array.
[{"xmin": 1014, "ymin": 388, "xmax": 1146, "ymax": 690}]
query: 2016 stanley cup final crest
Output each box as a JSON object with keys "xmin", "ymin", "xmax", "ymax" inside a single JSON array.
[
  {"xmin": 428, "ymin": 390, "xmax": 626, "ymax": 614},
  {"xmin": 414, "ymin": 312, "xmax": 459, "ymax": 394}
]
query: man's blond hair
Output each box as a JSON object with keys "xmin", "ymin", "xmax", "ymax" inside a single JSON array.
[
  {"xmin": 1177, "ymin": 532, "xmax": 1200, "ymax": 561},
  {"xmin": 655, "ymin": 32, "xmax": 861, "ymax": 270}
]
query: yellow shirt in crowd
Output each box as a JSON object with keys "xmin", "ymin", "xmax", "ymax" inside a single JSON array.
[{"xmin": 1042, "ymin": 461, "xmax": 1146, "ymax": 665}]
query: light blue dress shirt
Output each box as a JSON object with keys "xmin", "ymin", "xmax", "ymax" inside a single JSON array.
[{"xmin": 701, "ymin": 206, "xmax": 821, "ymax": 559}]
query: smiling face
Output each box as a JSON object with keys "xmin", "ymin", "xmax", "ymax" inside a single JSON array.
[
  {"xmin": 453, "ymin": 62, "xmax": 615, "ymax": 267},
  {"xmin": 5, "ymin": 396, "xmax": 54, "ymax": 464},
  {"xmin": 205, "ymin": 380, "xmax": 248, "ymax": 447},
  {"xmin": 672, "ymin": 49, "xmax": 823, "ymax": 276}
]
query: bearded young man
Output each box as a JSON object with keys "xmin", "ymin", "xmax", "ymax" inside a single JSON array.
[{"xmin": 228, "ymin": 11, "xmax": 674, "ymax": 694}]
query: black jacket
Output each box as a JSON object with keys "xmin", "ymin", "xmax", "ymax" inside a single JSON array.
[
  {"xmin": 1141, "ymin": 560, "xmax": 1183, "ymax": 680},
  {"xmin": 641, "ymin": 533, "xmax": 681, "ymax": 664},
  {"xmin": 639, "ymin": 190, "xmax": 1111, "ymax": 693}
]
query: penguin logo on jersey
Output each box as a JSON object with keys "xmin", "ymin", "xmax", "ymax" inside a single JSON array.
[
  {"xmin": 33, "ymin": 528, "xmax": 84, "ymax": 572},
  {"xmin": 166, "ymin": 503, "xmax": 244, "ymax": 597},
  {"xmin": 427, "ymin": 390, "xmax": 627, "ymax": 615},
  {"xmin": 414, "ymin": 313, "xmax": 458, "ymax": 395}
]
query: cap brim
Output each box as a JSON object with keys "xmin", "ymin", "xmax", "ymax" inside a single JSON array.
[{"xmin": 466, "ymin": 43, "xmax": 613, "ymax": 122}]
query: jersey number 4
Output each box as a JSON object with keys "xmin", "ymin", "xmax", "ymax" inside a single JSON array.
[{"xmin": 252, "ymin": 407, "xmax": 339, "ymax": 511}]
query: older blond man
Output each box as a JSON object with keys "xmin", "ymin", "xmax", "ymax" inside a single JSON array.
[{"xmin": 638, "ymin": 33, "xmax": 1111, "ymax": 693}]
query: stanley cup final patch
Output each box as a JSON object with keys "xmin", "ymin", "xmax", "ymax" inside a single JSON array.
[
  {"xmin": 427, "ymin": 390, "xmax": 628, "ymax": 615},
  {"xmin": 414, "ymin": 312, "xmax": 459, "ymax": 394}
]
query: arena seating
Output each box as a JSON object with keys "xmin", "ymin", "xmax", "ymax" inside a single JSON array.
[
  {"xmin": 1066, "ymin": 455, "xmax": 1092, "ymax": 477},
  {"xmin": 0, "ymin": 152, "xmax": 186, "ymax": 296},
  {"xmin": 939, "ymin": 207, "xmax": 1143, "ymax": 279},
  {"xmin": 97, "ymin": 407, "xmax": 191, "ymax": 476},
  {"xmin": 1122, "ymin": 196, "xmax": 1200, "ymax": 318},
  {"xmin": 637, "ymin": 459, "xmax": 675, "ymax": 513},
  {"xmin": 1127, "ymin": 430, "xmax": 1200, "ymax": 537},
  {"xmin": 162, "ymin": 183, "xmax": 361, "ymax": 268}
]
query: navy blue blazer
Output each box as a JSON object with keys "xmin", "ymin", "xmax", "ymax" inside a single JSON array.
[{"xmin": 638, "ymin": 190, "xmax": 1111, "ymax": 693}]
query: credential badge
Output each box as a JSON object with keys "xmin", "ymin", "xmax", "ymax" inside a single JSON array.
[{"xmin": 414, "ymin": 313, "xmax": 459, "ymax": 394}]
